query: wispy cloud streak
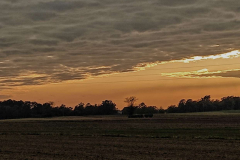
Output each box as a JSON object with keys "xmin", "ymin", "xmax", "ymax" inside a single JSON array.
[{"xmin": 162, "ymin": 68, "xmax": 240, "ymax": 79}]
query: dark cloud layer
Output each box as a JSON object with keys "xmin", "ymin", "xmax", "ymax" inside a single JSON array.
[{"xmin": 0, "ymin": 0, "xmax": 240, "ymax": 87}]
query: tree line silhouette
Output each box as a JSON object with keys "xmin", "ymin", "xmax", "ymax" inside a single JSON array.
[
  {"xmin": 166, "ymin": 95, "xmax": 240, "ymax": 113},
  {"xmin": 0, "ymin": 97, "xmax": 161, "ymax": 119},
  {"xmin": 0, "ymin": 95, "xmax": 240, "ymax": 119},
  {"xmin": 0, "ymin": 100, "xmax": 118, "ymax": 119}
]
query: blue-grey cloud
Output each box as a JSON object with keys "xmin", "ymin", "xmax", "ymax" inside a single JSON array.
[
  {"xmin": 27, "ymin": 12, "xmax": 57, "ymax": 21},
  {"xmin": 30, "ymin": 39, "xmax": 59, "ymax": 46},
  {"xmin": 0, "ymin": 0, "xmax": 240, "ymax": 87}
]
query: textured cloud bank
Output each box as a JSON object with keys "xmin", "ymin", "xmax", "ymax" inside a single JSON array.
[{"xmin": 1, "ymin": 0, "xmax": 240, "ymax": 87}]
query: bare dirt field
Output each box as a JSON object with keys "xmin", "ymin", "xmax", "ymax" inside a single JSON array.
[{"xmin": 1, "ymin": 113, "xmax": 240, "ymax": 160}]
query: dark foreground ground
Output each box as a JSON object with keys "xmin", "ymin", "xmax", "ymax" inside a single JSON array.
[{"xmin": 1, "ymin": 112, "xmax": 240, "ymax": 160}]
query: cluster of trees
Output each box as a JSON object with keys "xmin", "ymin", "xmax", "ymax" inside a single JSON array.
[
  {"xmin": 122, "ymin": 96, "xmax": 161, "ymax": 116},
  {"xmin": 166, "ymin": 95, "xmax": 240, "ymax": 113},
  {"xmin": 0, "ymin": 99, "xmax": 117, "ymax": 119},
  {"xmin": 74, "ymin": 100, "xmax": 117, "ymax": 115},
  {"xmin": 122, "ymin": 102, "xmax": 160, "ymax": 115}
]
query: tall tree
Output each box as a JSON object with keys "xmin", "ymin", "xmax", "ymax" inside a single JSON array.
[{"xmin": 124, "ymin": 96, "xmax": 138, "ymax": 116}]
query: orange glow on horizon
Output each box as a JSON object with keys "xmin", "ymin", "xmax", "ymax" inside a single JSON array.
[{"xmin": 1, "ymin": 50, "xmax": 240, "ymax": 109}]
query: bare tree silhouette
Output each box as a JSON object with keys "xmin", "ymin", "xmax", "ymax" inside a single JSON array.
[{"xmin": 124, "ymin": 96, "xmax": 138, "ymax": 116}]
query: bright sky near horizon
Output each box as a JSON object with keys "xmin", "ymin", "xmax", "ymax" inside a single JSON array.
[{"xmin": 1, "ymin": 0, "xmax": 240, "ymax": 109}]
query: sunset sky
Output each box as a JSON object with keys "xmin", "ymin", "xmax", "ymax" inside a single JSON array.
[{"xmin": 1, "ymin": 0, "xmax": 240, "ymax": 109}]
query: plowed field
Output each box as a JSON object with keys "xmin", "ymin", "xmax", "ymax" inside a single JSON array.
[{"xmin": 1, "ymin": 113, "xmax": 240, "ymax": 160}]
